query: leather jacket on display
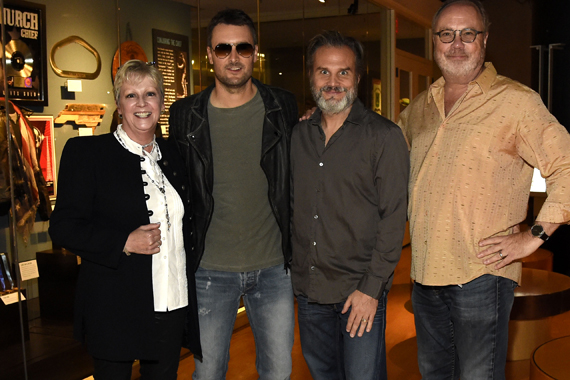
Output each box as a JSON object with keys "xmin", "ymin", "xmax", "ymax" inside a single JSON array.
[{"xmin": 169, "ymin": 78, "xmax": 298, "ymax": 271}]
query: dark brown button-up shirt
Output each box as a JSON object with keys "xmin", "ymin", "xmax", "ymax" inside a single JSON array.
[{"xmin": 291, "ymin": 99, "xmax": 410, "ymax": 304}]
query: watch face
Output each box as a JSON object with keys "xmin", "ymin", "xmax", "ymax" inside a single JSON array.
[{"xmin": 531, "ymin": 224, "xmax": 544, "ymax": 237}]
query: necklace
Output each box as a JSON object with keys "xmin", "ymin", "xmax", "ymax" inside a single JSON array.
[
  {"xmin": 142, "ymin": 152, "xmax": 171, "ymax": 231},
  {"xmin": 141, "ymin": 140, "xmax": 155, "ymax": 151},
  {"xmin": 114, "ymin": 129, "xmax": 171, "ymax": 231}
]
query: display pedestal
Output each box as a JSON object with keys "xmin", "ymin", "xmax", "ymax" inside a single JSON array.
[
  {"xmin": 0, "ymin": 289, "xmax": 29, "ymax": 349},
  {"xmin": 37, "ymin": 249, "xmax": 79, "ymax": 321}
]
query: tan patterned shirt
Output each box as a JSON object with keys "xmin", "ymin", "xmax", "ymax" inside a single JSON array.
[{"xmin": 398, "ymin": 63, "xmax": 570, "ymax": 286}]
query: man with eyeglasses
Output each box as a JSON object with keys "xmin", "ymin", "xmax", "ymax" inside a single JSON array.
[
  {"xmin": 398, "ymin": 0, "xmax": 570, "ymax": 379},
  {"xmin": 169, "ymin": 8, "xmax": 298, "ymax": 380}
]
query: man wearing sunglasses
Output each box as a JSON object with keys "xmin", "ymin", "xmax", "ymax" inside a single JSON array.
[
  {"xmin": 169, "ymin": 8, "xmax": 298, "ymax": 380},
  {"xmin": 398, "ymin": 0, "xmax": 570, "ymax": 379}
]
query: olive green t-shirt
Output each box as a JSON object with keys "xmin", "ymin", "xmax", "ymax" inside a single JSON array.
[{"xmin": 201, "ymin": 91, "xmax": 282, "ymax": 271}]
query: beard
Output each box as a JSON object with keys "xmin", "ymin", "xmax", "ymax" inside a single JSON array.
[
  {"xmin": 311, "ymin": 82, "xmax": 358, "ymax": 115},
  {"xmin": 435, "ymin": 45, "xmax": 485, "ymax": 79},
  {"xmin": 214, "ymin": 60, "xmax": 253, "ymax": 90}
]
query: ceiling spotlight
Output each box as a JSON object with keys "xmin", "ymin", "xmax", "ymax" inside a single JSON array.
[{"xmin": 319, "ymin": 0, "xmax": 326, "ymax": 3}]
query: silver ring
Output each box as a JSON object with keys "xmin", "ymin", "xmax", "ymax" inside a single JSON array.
[
  {"xmin": 361, "ymin": 318, "xmax": 367, "ymax": 323},
  {"xmin": 499, "ymin": 252, "xmax": 503, "ymax": 258}
]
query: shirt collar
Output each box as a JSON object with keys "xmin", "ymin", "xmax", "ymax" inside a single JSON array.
[
  {"xmin": 114, "ymin": 124, "xmax": 161, "ymax": 161},
  {"xmin": 428, "ymin": 62, "xmax": 497, "ymax": 104}
]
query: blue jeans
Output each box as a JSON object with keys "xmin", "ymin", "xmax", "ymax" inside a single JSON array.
[
  {"xmin": 412, "ymin": 275, "xmax": 517, "ymax": 380},
  {"xmin": 193, "ymin": 264, "xmax": 294, "ymax": 380},
  {"xmin": 296, "ymin": 291, "xmax": 388, "ymax": 380}
]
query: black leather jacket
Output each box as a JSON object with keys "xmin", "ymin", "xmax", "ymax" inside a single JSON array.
[{"xmin": 169, "ymin": 78, "xmax": 298, "ymax": 272}]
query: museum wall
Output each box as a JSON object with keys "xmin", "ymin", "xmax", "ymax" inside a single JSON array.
[{"xmin": 0, "ymin": 0, "xmax": 193, "ymax": 299}]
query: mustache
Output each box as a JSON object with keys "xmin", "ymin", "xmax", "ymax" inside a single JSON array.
[
  {"xmin": 224, "ymin": 62, "xmax": 245, "ymax": 70},
  {"xmin": 445, "ymin": 47, "xmax": 468, "ymax": 57},
  {"xmin": 319, "ymin": 85, "xmax": 348, "ymax": 93}
]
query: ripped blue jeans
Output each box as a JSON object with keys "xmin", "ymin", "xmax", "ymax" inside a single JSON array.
[{"xmin": 193, "ymin": 265, "xmax": 294, "ymax": 380}]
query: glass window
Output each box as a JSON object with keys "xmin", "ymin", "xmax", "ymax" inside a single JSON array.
[
  {"xmin": 192, "ymin": 0, "xmax": 389, "ymax": 116},
  {"xmin": 396, "ymin": 13, "xmax": 428, "ymax": 59}
]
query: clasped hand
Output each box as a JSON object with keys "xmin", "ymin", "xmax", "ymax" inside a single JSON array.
[{"xmin": 124, "ymin": 223, "xmax": 162, "ymax": 255}]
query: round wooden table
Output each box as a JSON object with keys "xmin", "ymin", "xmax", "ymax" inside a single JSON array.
[
  {"xmin": 522, "ymin": 248, "xmax": 553, "ymax": 271},
  {"xmin": 508, "ymin": 269, "xmax": 570, "ymax": 361},
  {"xmin": 530, "ymin": 335, "xmax": 570, "ymax": 379}
]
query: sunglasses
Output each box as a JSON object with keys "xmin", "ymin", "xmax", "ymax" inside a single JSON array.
[{"xmin": 213, "ymin": 43, "xmax": 255, "ymax": 59}]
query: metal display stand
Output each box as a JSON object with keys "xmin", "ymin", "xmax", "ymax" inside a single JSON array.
[{"xmin": 1, "ymin": 0, "xmax": 29, "ymax": 377}]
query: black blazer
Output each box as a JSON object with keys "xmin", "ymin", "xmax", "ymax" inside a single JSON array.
[{"xmin": 49, "ymin": 133, "xmax": 201, "ymax": 361}]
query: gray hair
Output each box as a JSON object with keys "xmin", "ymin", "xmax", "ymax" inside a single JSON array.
[
  {"xmin": 113, "ymin": 60, "xmax": 164, "ymax": 103},
  {"xmin": 432, "ymin": 0, "xmax": 491, "ymax": 33}
]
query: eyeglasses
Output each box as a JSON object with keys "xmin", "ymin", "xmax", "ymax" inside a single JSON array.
[
  {"xmin": 212, "ymin": 43, "xmax": 255, "ymax": 59},
  {"xmin": 434, "ymin": 28, "xmax": 483, "ymax": 43}
]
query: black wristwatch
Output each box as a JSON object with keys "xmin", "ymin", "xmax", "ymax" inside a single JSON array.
[{"xmin": 531, "ymin": 224, "xmax": 550, "ymax": 241}]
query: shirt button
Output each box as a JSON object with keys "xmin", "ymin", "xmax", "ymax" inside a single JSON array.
[
  {"xmin": 163, "ymin": 256, "xmax": 167, "ymax": 260},
  {"xmin": 314, "ymin": 215, "xmax": 318, "ymax": 219},
  {"xmin": 319, "ymin": 162, "xmax": 323, "ymax": 167},
  {"xmin": 313, "ymin": 242, "xmax": 316, "ymax": 246},
  {"xmin": 310, "ymin": 266, "xmax": 315, "ymax": 270},
  {"xmin": 162, "ymin": 236, "xmax": 165, "ymax": 241}
]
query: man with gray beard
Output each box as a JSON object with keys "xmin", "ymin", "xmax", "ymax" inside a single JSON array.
[
  {"xmin": 398, "ymin": 0, "xmax": 570, "ymax": 378},
  {"xmin": 290, "ymin": 31, "xmax": 409, "ymax": 380}
]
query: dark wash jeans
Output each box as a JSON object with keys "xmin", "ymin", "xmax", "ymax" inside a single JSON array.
[
  {"xmin": 297, "ymin": 291, "xmax": 388, "ymax": 380},
  {"xmin": 412, "ymin": 275, "xmax": 517, "ymax": 380}
]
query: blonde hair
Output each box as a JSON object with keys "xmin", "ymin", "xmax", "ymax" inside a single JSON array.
[{"xmin": 113, "ymin": 60, "xmax": 164, "ymax": 103}]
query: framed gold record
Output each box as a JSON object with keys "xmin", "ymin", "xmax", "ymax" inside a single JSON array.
[
  {"xmin": 4, "ymin": 39, "xmax": 34, "ymax": 78},
  {"xmin": 1, "ymin": 1, "xmax": 48, "ymax": 105}
]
